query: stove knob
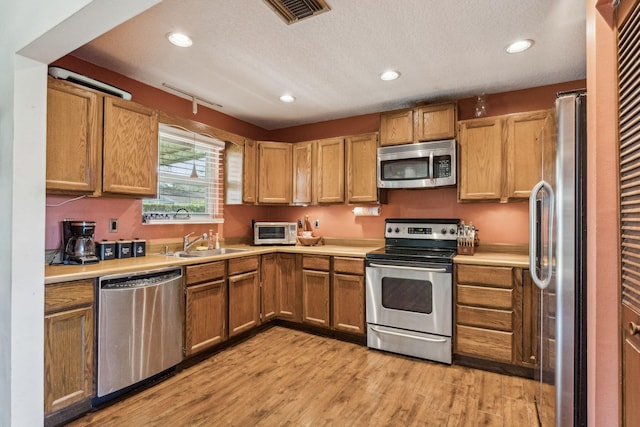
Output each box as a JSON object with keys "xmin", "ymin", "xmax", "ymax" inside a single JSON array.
[
  {"xmin": 450, "ymin": 228, "xmax": 457, "ymax": 234},
  {"xmin": 441, "ymin": 228, "xmax": 447, "ymax": 234},
  {"xmin": 387, "ymin": 227, "xmax": 392, "ymax": 234},
  {"xmin": 395, "ymin": 228, "xmax": 400, "ymax": 233}
]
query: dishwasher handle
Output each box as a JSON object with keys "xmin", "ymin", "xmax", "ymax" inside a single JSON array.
[{"xmin": 100, "ymin": 267, "xmax": 182, "ymax": 290}]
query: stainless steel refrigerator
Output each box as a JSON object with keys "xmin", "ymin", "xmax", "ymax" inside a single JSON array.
[{"xmin": 529, "ymin": 90, "xmax": 587, "ymax": 426}]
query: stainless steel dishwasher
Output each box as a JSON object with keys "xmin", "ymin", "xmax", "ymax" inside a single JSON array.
[{"xmin": 96, "ymin": 266, "xmax": 183, "ymax": 398}]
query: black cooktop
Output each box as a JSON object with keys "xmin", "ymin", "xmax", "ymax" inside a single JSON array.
[{"xmin": 366, "ymin": 246, "xmax": 456, "ymax": 263}]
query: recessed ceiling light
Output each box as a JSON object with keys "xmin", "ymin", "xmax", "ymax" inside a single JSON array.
[
  {"xmin": 506, "ymin": 39, "xmax": 534, "ymax": 54},
  {"xmin": 279, "ymin": 94, "xmax": 296, "ymax": 103},
  {"xmin": 166, "ymin": 32, "xmax": 193, "ymax": 47},
  {"xmin": 380, "ymin": 70, "xmax": 401, "ymax": 81}
]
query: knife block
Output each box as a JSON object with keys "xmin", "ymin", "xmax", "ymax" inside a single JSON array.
[{"xmin": 457, "ymin": 244, "xmax": 475, "ymax": 255}]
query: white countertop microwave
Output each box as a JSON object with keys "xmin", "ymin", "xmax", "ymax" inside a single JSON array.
[
  {"xmin": 252, "ymin": 221, "xmax": 298, "ymax": 245},
  {"xmin": 377, "ymin": 139, "xmax": 456, "ymax": 189}
]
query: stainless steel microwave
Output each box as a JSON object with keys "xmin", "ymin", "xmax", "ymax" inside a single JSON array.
[
  {"xmin": 377, "ymin": 139, "xmax": 456, "ymax": 189},
  {"xmin": 252, "ymin": 221, "xmax": 298, "ymax": 245}
]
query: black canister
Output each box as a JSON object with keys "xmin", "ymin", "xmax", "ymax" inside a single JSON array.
[
  {"xmin": 116, "ymin": 240, "xmax": 132, "ymax": 258},
  {"xmin": 132, "ymin": 239, "xmax": 146, "ymax": 257},
  {"xmin": 96, "ymin": 240, "xmax": 116, "ymax": 260}
]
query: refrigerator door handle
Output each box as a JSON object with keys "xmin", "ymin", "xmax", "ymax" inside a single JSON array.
[{"xmin": 529, "ymin": 180, "xmax": 554, "ymax": 289}]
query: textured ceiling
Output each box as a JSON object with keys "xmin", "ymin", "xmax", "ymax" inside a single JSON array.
[{"xmin": 71, "ymin": 0, "xmax": 586, "ymax": 130}]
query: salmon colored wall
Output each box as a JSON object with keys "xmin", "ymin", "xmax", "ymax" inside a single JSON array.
[
  {"xmin": 44, "ymin": 55, "xmax": 583, "ymax": 249},
  {"xmin": 586, "ymin": 1, "xmax": 620, "ymax": 425}
]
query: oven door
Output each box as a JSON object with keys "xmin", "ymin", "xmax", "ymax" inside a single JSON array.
[{"xmin": 365, "ymin": 260, "xmax": 452, "ymax": 337}]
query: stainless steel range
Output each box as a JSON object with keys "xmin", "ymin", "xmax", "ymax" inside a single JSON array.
[{"xmin": 365, "ymin": 218, "xmax": 459, "ymax": 364}]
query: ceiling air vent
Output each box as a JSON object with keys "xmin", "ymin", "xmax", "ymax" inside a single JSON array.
[{"xmin": 263, "ymin": 0, "xmax": 331, "ymax": 24}]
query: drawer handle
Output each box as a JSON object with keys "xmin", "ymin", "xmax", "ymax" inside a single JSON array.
[{"xmin": 629, "ymin": 322, "xmax": 640, "ymax": 336}]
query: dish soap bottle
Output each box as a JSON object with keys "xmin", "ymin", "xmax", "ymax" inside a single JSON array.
[{"xmin": 207, "ymin": 229, "xmax": 214, "ymax": 250}]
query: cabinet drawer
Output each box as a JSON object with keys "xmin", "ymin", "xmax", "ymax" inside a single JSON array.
[
  {"xmin": 45, "ymin": 279, "xmax": 94, "ymax": 314},
  {"xmin": 455, "ymin": 324, "xmax": 513, "ymax": 362},
  {"xmin": 186, "ymin": 261, "xmax": 225, "ymax": 285},
  {"xmin": 457, "ymin": 284, "xmax": 513, "ymax": 309},
  {"xmin": 228, "ymin": 255, "xmax": 259, "ymax": 276},
  {"xmin": 302, "ymin": 255, "xmax": 330, "ymax": 271},
  {"xmin": 457, "ymin": 264, "xmax": 513, "ymax": 288},
  {"xmin": 333, "ymin": 257, "xmax": 364, "ymax": 275},
  {"xmin": 456, "ymin": 304, "xmax": 513, "ymax": 331}
]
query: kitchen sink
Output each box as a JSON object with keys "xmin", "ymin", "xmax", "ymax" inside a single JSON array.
[{"xmin": 176, "ymin": 248, "xmax": 249, "ymax": 257}]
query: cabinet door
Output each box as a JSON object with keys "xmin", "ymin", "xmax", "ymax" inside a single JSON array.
[
  {"xmin": 520, "ymin": 269, "xmax": 539, "ymax": 367},
  {"xmin": 415, "ymin": 103, "xmax": 456, "ymax": 141},
  {"xmin": 302, "ymin": 269, "xmax": 331, "ymax": 327},
  {"xmin": 292, "ymin": 141, "xmax": 313, "ymax": 204},
  {"xmin": 228, "ymin": 270, "xmax": 260, "ymax": 336},
  {"xmin": 185, "ymin": 280, "xmax": 227, "ymax": 356},
  {"xmin": 332, "ymin": 273, "xmax": 365, "ymax": 334},
  {"xmin": 44, "ymin": 306, "xmax": 93, "ymax": 414},
  {"xmin": 458, "ymin": 117, "xmax": 505, "ymax": 201},
  {"xmin": 315, "ymin": 138, "xmax": 345, "ymax": 204},
  {"xmin": 46, "ymin": 78, "xmax": 100, "ymax": 195},
  {"xmin": 380, "ymin": 108, "xmax": 414, "ymax": 146},
  {"xmin": 346, "ymin": 133, "xmax": 379, "ymax": 203},
  {"xmin": 258, "ymin": 141, "xmax": 292, "ymax": 204},
  {"xmin": 260, "ymin": 253, "xmax": 278, "ymax": 323},
  {"xmin": 506, "ymin": 110, "xmax": 550, "ymax": 200},
  {"xmin": 277, "ymin": 253, "xmax": 302, "ymax": 322},
  {"xmin": 102, "ymin": 97, "xmax": 158, "ymax": 196},
  {"xmin": 243, "ymin": 139, "xmax": 257, "ymax": 204}
]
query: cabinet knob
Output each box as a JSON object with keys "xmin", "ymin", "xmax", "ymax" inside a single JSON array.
[{"xmin": 629, "ymin": 321, "xmax": 640, "ymax": 336}]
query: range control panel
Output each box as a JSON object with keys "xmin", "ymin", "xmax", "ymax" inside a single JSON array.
[{"xmin": 384, "ymin": 219, "xmax": 460, "ymax": 241}]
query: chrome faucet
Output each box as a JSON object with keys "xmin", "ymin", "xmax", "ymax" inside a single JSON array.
[{"xmin": 183, "ymin": 232, "xmax": 207, "ymax": 252}]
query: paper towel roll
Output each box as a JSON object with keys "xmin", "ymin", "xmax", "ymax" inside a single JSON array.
[{"xmin": 352, "ymin": 206, "xmax": 381, "ymax": 216}]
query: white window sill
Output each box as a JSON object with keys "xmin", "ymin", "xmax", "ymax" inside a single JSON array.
[{"xmin": 143, "ymin": 218, "xmax": 224, "ymax": 225}]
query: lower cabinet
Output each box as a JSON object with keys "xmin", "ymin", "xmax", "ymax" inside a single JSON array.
[
  {"xmin": 228, "ymin": 255, "xmax": 260, "ymax": 337},
  {"xmin": 332, "ymin": 257, "xmax": 365, "ymax": 335},
  {"xmin": 276, "ymin": 253, "xmax": 302, "ymax": 322},
  {"xmin": 184, "ymin": 261, "xmax": 227, "ymax": 357},
  {"xmin": 454, "ymin": 263, "xmax": 537, "ymax": 370},
  {"xmin": 260, "ymin": 253, "xmax": 278, "ymax": 323},
  {"xmin": 44, "ymin": 279, "xmax": 94, "ymax": 416},
  {"xmin": 302, "ymin": 255, "xmax": 331, "ymax": 328}
]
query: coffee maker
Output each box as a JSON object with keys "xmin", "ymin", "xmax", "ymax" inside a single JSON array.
[{"xmin": 62, "ymin": 220, "xmax": 99, "ymax": 264}]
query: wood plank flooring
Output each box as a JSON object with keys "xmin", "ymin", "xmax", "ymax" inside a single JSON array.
[{"xmin": 68, "ymin": 326, "xmax": 539, "ymax": 426}]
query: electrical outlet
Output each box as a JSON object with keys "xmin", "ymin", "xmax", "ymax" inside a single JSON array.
[
  {"xmin": 314, "ymin": 219, "xmax": 320, "ymax": 228},
  {"xmin": 298, "ymin": 219, "xmax": 303, "ymax": 228},
  {"xmin": 109, "ymin": 218, "xmax": 118, "ymax": 233}
]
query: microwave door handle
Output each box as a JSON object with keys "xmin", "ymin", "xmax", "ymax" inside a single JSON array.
[{"xmin": 429, "ymin": 152, "xmax": 434, "ymax": 183}]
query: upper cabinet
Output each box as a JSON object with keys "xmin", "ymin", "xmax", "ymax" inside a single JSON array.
[
  {"xmin": 315, "ymin": 137, "xmax": 345, "ymax": 204},
  {"xmin": 258, "ymin": 141, "xmax": 293, "ymax": 204},
  {"xmin": 46, "ymin": 77, "xmax": 158, "ymax": 198},
  {"xmin": 380, "ymin": 102, "xmax": 457, "ymax": 146},
  {"xmin": 346, "ymin": 132, "xmax": 380, "ymax": 204},
  {"xmin": 243, "ymin": 139, "xmax": 258, "ymax": 204},
  {"xmin": 292, "ymin": 141, "xmax": 313, "ymax": 205},
  {"xmin": 458, "ymin": 109, "xmax": 551, "ymax": 202}
]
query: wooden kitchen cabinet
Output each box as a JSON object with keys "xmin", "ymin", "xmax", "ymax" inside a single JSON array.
[
  {"xmin": 315, "ymin": 137, "xmax": 345, "ymax": 204},
  {"xmin": 458, "ymin": 116, "xmax": 506, "ymax": 201},
  {"xmin": 332, "ymin": 257, "xmax": 365, "ymax": 335},
  {"xmin": 102, "ymin": 97, "xmax": 158, "ymax": 197},
  {"xmin": 520, "ymin": 269, "xmax": 539, "ymax": 367},
  {"xmin": 458, "ymin": 109, "xmax": 551, "ymax": 202},
  {"xmin": 46, "ymin": 78, "xmax": 100, "ymax": 195},
  {"xmin": 184, "ymin": 261, "xmax": 227, "ymax": 357},
  {"xmin": 258, "ymin": 141, "xmax": 293, "ymax": 204},
  {"xmin": 44, "ymin": 279, "xmax": 94, "ymax": 417},
  {"xmin": 260, "ymin": 253, "xmax": 278, "ymax": 323},
  {"xmin": 302, "ymin": 255, "xmax": 331, "ymax": 328},
  {"xmin": 46, "ymin": 77, "xmax": 158, "ymax": 198},
  {"xmin": 346, "ymin": 133, "xmax": 380, "ymax": 204},
  {"xmin": 292, "ymin": 141, "xmax": 313, "ymax": 205},
  {"xmin": 380, "ymin": 102, "xmax": 457, "ymax": 146},
  {"xmin": 228, "ymin": 255, "xmax": 260, "ymax": 336},
  {"xmin": 276, "ymin": 253, "xmax": 302, "ymax": 322},
  {"xmin": 455, "ymin": 264, "xmax": 515, "ymax": 363},
  {"xmin": 243, "ymin": 139, "xmax": 258, "ymax": 204}
]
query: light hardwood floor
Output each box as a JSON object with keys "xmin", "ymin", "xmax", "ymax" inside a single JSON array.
[{"xmin": 68, "ymin": 326, "xmax": 539, "ymax": 426}]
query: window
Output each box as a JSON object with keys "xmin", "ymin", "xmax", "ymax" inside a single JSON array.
[{"xmin": 143, "ymin": 124, "xmax": 224, "ymax": 224}]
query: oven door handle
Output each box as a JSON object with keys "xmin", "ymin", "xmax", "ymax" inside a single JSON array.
[
  {"xmin": 368, "ymin": 263, "xmax": 447, "ymax": 273},
  {"xmin": 370, "ymin": 326, "xmax": 448, "ymax": 343}
]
